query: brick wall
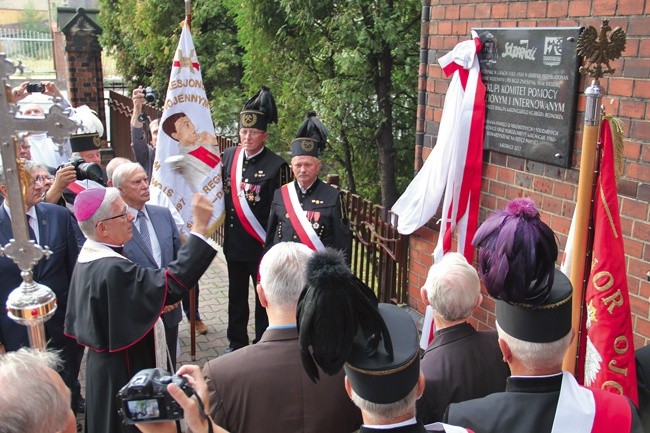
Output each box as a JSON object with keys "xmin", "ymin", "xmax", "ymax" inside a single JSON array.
[{"xmin": 410, "ymin": 1, "xmax": 650, "ymax": 348}]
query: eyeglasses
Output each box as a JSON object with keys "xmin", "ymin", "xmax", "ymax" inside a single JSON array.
[
  {"xmin": 96, "ymin": 207, "xmax": 129, "ymax": 226},
  {"xmin": 32, "ymin": 175, "xmax": 46, "ymax": 185}
]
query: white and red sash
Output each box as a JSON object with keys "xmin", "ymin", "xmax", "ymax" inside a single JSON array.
[
  {"xmin": 230, "ymin": 146, "xmax": 266, "ymax": 244},
  {"xmin": 280, "ymin": 182, "xmax": 326, "ymax": 251},
  {"xmin": 551, "ymin": 372, "xmax": 631, "ymax": 433}
]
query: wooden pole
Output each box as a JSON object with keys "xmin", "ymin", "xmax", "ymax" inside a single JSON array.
[{"xmin": 562, "ymin": 80, "xmax": 602, "ymax": 373}]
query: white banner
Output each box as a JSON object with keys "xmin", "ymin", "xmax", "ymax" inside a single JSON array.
[{"xmin": 150, "ymin": 23, "xmax": 225, "ymax": 239}]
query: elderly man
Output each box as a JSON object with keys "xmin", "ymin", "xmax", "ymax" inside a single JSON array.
[
  {"xmin": 107, "ymin": 158, "xmax": 207, "ymax": 336},
  {"xmin": 221, "ymin": 86, "xmax": 289, "ymax": 352},
  {"xmin": 444, "ymin": 198, "xmax": 643, "ymax": 433},
  {"xmin": 296, "ymin": 249, "xmax": 467, "ymax": 433},
  {"xmin": 113, "ymin": 162, "xmax": 183, "ymax": 368},
  {"xmin": 417, "ymin": 252, "xmax": 509, "ymax": 423},
  {"xmin": 64, "ymin": 188, "xmax": 217, "ymax": 433},
  {"xmin": 0, "ymin": 349, "xmax": 77, "ymax": 433},
  {"xmin": 265, "ymin": 112, "xmax": 351, "ymax": 260},
  {"xmin": 203, "ymin": 242, "xmax": 361, "ymax": 432},
  {"xmin": 0, "ymin": 159, "xmax": 81, "ymax": 408}
]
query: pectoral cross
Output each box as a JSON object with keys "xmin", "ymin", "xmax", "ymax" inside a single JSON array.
[{"xmin": 0, "ymin": 53, "xmax": 78, "ymax": 349}]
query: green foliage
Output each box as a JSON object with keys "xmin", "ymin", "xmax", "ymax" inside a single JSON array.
[
  {"xmin": 98, "ymin": 0, "xmax": 245, "ymax": 137},
  {"xmin": 99, "ymin": 0, "xmax": 420, "ymax": 204},
  {"xmin": 225, "ymin": 0, "xmax": 419, "ymax": 204}
]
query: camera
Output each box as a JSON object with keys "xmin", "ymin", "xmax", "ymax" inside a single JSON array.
[
  {"xmin": 118, "ymin": 368, "xmax": 192, "ymax": 424},
  {"xmin": 59, "ymin": 156, "xmax": 105, "ymax": 185},
  {"xmin": 144, "ymin": 86, "xmax": 156, "ymax": 103},
  {"xmin": 26, "ymin": 83, "xmax": 45, "ymax": 93}
]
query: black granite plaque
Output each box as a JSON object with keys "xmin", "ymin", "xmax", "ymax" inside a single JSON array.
[{"xmin": 474, "ymin": 27, "xmax": 581, "ymax": 167}]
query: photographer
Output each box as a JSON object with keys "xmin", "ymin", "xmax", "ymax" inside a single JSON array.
[
  {"xmin": 133, "ymin": 365, "xmax": 229, "ymax": 433},
  {"xmin": 14, "ymin": 81, "xmax": 75, "ymax": 169},
  {"xmin": 131, "ymin": 86, "xmax": 159, "ymax": 178}
]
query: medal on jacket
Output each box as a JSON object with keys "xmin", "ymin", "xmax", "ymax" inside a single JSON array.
[{"xmin": 306, "ymin": 211, "xmax": 321, "ymax": 229}]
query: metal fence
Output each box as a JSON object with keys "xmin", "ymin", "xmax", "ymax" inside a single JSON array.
[
  {"xmin": 107, "ymin": 90, "xmax": 410, "ymax": 302},
  {"xmin": 0, "ymin": 28, "xmax": 55, "ymax": 75}
]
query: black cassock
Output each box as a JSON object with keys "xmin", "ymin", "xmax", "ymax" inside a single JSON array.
[{"xmin": 64, "ymin": 235, "xmax": 216, "ymax": 433}]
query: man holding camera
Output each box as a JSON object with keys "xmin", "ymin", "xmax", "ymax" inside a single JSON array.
[
  {"xmin": 131, "ymin": 86, "xmax": 159, "ymax": 179},
  {"xmin": 14, "ymin": 81, "xmax": 74, "ymax": 170}
]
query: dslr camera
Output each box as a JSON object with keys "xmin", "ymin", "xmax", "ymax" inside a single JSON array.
[
  {"xmin": 58, "ymin": 156, "xmax": 105, "ymax": 186},
  {"xmin": 118, "ymin": 368, "xmax": 192, "ymax": 424}
]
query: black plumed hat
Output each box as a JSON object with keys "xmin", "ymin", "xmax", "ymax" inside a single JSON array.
[
  {"xmin": 240, "ymin": 86, "xmax": 278, "ymax": 131},
  {"xmin": 291, "ymin": 111, "xmax": 329, "ymax": 158},
  {"xmin": 472, "ymin": 198, "xmax": 572, "ymax": 343}
]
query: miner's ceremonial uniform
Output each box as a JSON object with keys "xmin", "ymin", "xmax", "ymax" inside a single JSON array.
[
  {"xmin": 265, "ymin": 111, "xmax": 351, "ymax": 261},
  {"xmin": 223, "ymin": 86, "xmax": 288, "ymax": 351},
  {"xmin": 222, "ymin": 144, "xmax": 288, "ymax": 349},
  {"xmin": 266, "ymin": 178, "xmax": 351, "ymax": 259}
]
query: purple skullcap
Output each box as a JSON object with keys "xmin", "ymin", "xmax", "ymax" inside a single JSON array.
[
  {"xmin": 471, "ymin": 197, "xmax": 558, "ymax": 307},
  {"xmin": 74, "ymin": 188, "xmax": 107, "ymax": 222}
]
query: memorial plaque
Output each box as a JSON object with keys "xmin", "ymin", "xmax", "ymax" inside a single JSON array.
[{"xmin": 474, "ymin": 27, "xmax": 581, "ymax": 167}]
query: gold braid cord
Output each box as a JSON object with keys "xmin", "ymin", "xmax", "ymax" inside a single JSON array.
[{"xmin": 602, "ymin": 114, "xmax": 625, "ymax": 181}]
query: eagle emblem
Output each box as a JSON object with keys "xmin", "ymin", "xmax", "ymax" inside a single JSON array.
[{"xmin": 576, "ymin": 19, "xmax": 626, "ymax": 79}]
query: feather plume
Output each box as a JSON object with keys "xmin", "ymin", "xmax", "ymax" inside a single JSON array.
[
  {"xmin": 296, "ymin": 248, "xmax": 392, "ymax": 382},
  {"xmin": 295, "ymin": 111, "xmax": 329, "ymax": 153},
  {"xmin": 472, "ymin": 198, "xmax": 558, "ymax": 306},
  {"xmin": 242, "ymin": 85, "xmax": 278, "ymax": 124}
]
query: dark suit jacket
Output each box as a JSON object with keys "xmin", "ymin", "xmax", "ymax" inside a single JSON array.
[
  {"xmin": 0, "ymin": 203, "xmax": 79, "ymax": 351},
  {"xmin": 636, "ymin": 345, "xmax": 650, "ymax": 432},
  {"xmin": 203, "ymin": 326, "xmax": 362, "ymax": 433},
  {"xmin": 445, "ymin": 374, "xmax": 644, "ymax": 433},
  {"xmin": 123, "ymin": 204, "xmax": 182, "ymax": 328},
  {"xmin": 221, "ymin": 146, "xmax": 288, "ymax": 262},
  {"xmin": 417, "ymin": 322, "xmax": 509, "ymax": 423}
]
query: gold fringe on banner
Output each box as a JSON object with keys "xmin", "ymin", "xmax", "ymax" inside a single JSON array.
[{"xmin": 603, "ymin": 114, "xmax": 625, "ymax": 181}]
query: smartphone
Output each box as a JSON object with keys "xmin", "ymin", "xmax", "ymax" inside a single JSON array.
[{"xmin": 26, "ymin": 83, "xmax": 45, "ymax": 93}]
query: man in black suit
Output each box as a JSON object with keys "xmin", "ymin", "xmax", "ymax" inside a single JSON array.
[
  {"xmin": 0, "ymin": 159, "xmax": 81, "ymax": 404},
  {"xmin": 112, "ymin": 161, "xmax": 183, "ymax": 368},
  {"xmin": 222, "ymin": 87, "xmax": 289, "ymax": 351},
  {"xmin": 418, "ymin": 252, "xmax": 509, "ymax": 423}
]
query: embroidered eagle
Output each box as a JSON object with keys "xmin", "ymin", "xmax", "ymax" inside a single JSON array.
[{"xmin": 577, "ymin": 20, "xmax": 626, "ymax": 79}]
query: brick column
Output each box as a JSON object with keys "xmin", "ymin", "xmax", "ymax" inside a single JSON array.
[{"xmin": 60, "ymin": 8, "xmax": 105, "ymax": 136}]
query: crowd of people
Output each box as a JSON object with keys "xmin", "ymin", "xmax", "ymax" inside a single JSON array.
[{"xmin": 0, "ymin": 81, "xmax": 647, "ymax": 433}]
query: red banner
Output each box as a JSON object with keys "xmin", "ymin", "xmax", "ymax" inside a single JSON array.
[{"xmin": 580, "ymin": 118, "xmax": 638, "ymax": 405}]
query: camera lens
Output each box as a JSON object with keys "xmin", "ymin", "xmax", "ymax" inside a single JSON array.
[{"xmin": 144, "ymin": 87, "xmax": 156, "ymax": 103}]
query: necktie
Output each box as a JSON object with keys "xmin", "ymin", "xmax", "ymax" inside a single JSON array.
[
  {"xmin": 138, "ymin": 210, "xmax": 154, "ymax": 257},
  {"xmin": 27, "ymin": 215, "xmax": 37, "ymax": 242}
]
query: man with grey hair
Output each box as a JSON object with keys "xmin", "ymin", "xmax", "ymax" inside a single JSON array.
[
  {"xmin": 417, "ymin": 252, "xmax": 509, "ymax": 423},
  {"xmin": 112, "ymin": 162, "xmax": 183, "ymax": 368},
  {"xmin": 64, "ymin": 187, "xmax": 217, "ymax": 433},
  {"xmin": 444, "ymin": 198, "xmax": 642, "ymax": 433},
  {"xmin": 202, "ymin": 242, "xmax": 361, "ymax": 433},
  {"xmin": 0, "ymin": 159, "xmax": 82, "ymax": 413},
  {"xmin": 0, "ymin": 348, "xmax": 77, "ymax": 433}
]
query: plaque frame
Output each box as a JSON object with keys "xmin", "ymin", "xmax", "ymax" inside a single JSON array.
[{"xmin": 474, "ymin": 27, "xmax": 582, "ymax": 168}]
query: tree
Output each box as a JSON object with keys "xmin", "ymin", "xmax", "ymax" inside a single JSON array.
[
  {"xmin": 98, "ymin": 0, "xmax": 245, "ymax": 136},
  {"xmin": 224, "ymin": 0, "xmax": 419, "ymax": 205}
]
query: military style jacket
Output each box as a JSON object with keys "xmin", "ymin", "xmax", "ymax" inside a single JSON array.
[
  {"xmin": 265, "ymin": 178, "xmax": 352, "ymax": 261},
  {"xmin": 222, "ymin": 145, "xmax": 288, "ymax": 262}
]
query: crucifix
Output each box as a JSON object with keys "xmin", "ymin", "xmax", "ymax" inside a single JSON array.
[{"xmin": 0, "ymin": 53, "xmax": 78, "ymax": 349}]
